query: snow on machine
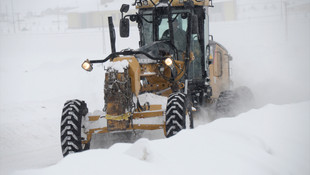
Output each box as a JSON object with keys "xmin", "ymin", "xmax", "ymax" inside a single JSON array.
[{"xmin": 60, "ymin": 0, "xmax": 253, "ymax": 157}]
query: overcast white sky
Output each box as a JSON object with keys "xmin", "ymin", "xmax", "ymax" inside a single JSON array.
[
  {"xmin": 0, "ymin": 0, "xmax": 134, "ymax": 13},
  {"xmin": 0, "ymin": 0, "xmax": 96, "ymax": 13}
]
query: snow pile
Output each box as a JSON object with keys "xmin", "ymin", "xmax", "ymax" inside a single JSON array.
[
  {"xmin": 0, "ymin": 101, "xmax": 63, "ymax": 174},
  {"xmin": 104, "ymin": 60, "xmax": 129, "ymax": 73},
  {"xmin": 13, "ymin": 101, "xmax": 310, "ymax": 175}
]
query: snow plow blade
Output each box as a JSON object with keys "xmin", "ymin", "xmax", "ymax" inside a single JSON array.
[{"xmin": 82, "ymin": 105, "xmax": 166, "ymax": 145}]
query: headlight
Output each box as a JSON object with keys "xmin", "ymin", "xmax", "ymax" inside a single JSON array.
[
  {"xmin": 164, "ymin": 57, "xmax": 173, "ymax": 67},
  {"xmin": 82, "ymin": 59, "xmax": 93, "ymax": 71}
]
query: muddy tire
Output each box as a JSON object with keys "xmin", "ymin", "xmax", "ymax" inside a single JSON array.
[
  {"xmin": 61, "ymin": 99, "xmax": 88, "ymax": 157},
  {"xmin": 165, "ymin": 92, "xmax": 193, "ymax": 138}
]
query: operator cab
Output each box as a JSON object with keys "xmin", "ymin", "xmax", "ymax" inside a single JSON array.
[{"xmin": 136, "ymin": 6, "xmax": 206, "ymax": 81}]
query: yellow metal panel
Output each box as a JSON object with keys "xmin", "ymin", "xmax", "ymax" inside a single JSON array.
[
  {"xmin": 209, "ymin": 44, "xmax": 231, "ymax": 99},
  {"xmin": 133, "ymin": 111, "xmax": 164, "ymax": 119},
  {"xmin": 88, "ymin": 115, "xmax": 100, "ymax": 121},
  {"xmin": 140, "ymin": 64, "xmax": 158, "ymax": 74},
  {"xmin": 161, "ymin": 89, "xmax": 173, "ymax": 97},
  {"xmin": 107, "ymin": 119, "xmax": 130, "ymax": 131},
  {"xmin": 107, "ymin": 102, "xmax": 124, "ymax": 116},
  {"xmin": 82, "ymin": 124, "xmax": 165, "ymax": 144},
  {"xmin": 150, "ymin": 105, "xmax": 162, "ymax": 111},
  {"xmin": 174, "ymin": 60, "xmax": 186, "ymax": 81},
  {"xmin": 141, "ymin": 82, "xmax": 171, "ymax": 92},
  {"xmin": 134, "ymin": 104, "xmax": 163, "ymax": 111},
  {"xmin": 130, "ymin": 124, "xmax": 164, "ymax": 130}
]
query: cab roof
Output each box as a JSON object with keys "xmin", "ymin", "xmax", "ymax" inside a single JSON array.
[{"xmin": 135, "ymin": 0, "xmax": 210, "ymax": 9}]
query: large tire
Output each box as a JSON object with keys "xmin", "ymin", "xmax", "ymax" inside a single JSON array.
[
  {"xmin": 216, "ymin": 87, "xmax": 255, "ymax": 117},
  {"xmin": 61, "ymin": 99, "xmax": 88, "ymax": 157},
  {"xmin": 216, "ymin": 90, "xmax": 235, "ymax": 116},
  {"xmin": 165, "ymin": 92, "xmax": 193, "ymax": 138}
]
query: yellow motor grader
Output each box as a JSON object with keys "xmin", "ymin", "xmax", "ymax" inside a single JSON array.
[{"xmin": 60, "ymin": 0, "xmax": 252, "ymax": 157}]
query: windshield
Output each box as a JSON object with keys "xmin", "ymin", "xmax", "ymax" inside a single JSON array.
[
  {"xmin": 138, "ymin": 8, "xmax": 203, "ymax": 80},
  {"xmin": 139, "ymin": 9, "xmax": 189, "ymax": 59},
  {"xmin": 140, "ymin": 13, "xmax": 153, "ymax": 46}
]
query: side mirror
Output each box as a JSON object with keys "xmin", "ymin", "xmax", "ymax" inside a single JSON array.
[
  {"xmin": 120, "ymin": 18, "xmax": 129, "ymax": 38},
  {"xmin": 120, "ymin": 4, "xmax": 130, "ymax": 38},
  {"xmin": 120, "ymin": 4, "xmax": 130, "ymax": 13},
  {"xmin": 192, "ymin": 15, "xmax": 198, "ymax": 34},
  {"xmin": 206, "ymin": 44, "xmax": 213, "ymax": 65}
]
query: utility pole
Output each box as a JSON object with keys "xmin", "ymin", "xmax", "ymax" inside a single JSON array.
[
  {"xmin": 284, "ymin": 1, "xmax": 288, "ymax": 41},
  {"xmin": 281, "ymin": 0, "xmax": 283, "ymax": 18},
  {"xmin": 281, "ymin": 0, "xmax": 288, "ymax": 41},
  {"xmin": 233, "ymin": 0, "xmax": 237, "ymax": 20},
  {"xmin": 5, "ymin": 5, "xmax": 9, "ymax": 32},
  {"xmin": 57, "ymin": 5, "xmax": 60, "ymax": 32},
  {"xmin": 17, "ymin": 13, "xmax": 20, "ymax": 31},
  {"xmin": 11, "ymin": 0, "xmax": 16, "ymax": 33}
]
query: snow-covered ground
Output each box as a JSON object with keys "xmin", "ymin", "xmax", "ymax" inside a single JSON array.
[
  {"xmin": 0, "ymin": 1, "xmax": 309, "ymax": 175},
  {"xmin": 12, "ymin": 101, "xmax": 310, "ymax": 175}
]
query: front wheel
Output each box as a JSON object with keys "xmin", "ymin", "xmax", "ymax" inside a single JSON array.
[
  {"xmin": 60, "ymin": 99, "xmax": 89, "ymax": 157},
  {"xmin": 165, "ymin": 92, "xmax": 193, "ymax": 138}
]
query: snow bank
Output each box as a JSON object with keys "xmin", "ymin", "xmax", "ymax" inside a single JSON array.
[
  {"xmin": 13, "ymin": 101, "xmax": 310, "ymax": 175},
  {"xmin": 0, "ymin": 100, "xmax": 64, "ymax": 175}
]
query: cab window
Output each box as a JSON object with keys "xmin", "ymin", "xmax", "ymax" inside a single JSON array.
[{"xmin": 214, "ymin": 51, "xmax": 223, "ymax": 77}]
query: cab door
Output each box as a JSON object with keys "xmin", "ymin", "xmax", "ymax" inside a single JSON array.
[{"xmin": 208, "ymin": 42, "xmax": 231, "ymax": 99}]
